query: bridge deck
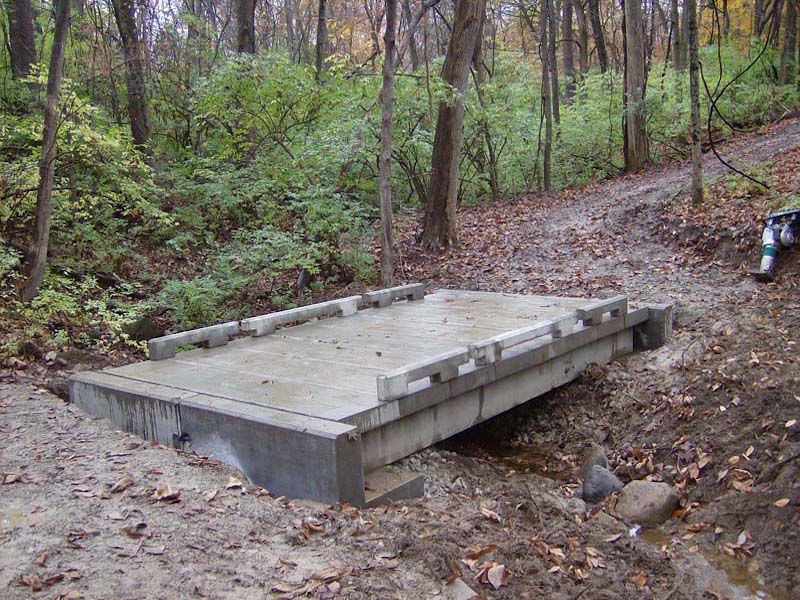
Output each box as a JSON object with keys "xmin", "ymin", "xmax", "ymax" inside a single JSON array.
[{"xmin": 70, "ymin": 288, "xmax": 671, "ymax": 506}]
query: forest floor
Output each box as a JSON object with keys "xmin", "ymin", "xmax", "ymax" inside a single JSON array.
[{"xmin": 2, "ymin": 119, "xmax": 800, "ymax": 600}]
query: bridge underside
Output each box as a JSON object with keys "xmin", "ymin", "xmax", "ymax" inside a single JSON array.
[{"xmin": 70, "ymin": 287, "xmax": 671, "ymax": 506}]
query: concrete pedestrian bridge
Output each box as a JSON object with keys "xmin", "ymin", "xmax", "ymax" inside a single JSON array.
[{"xmin": 70, "ymin": 285, "xmax": 671, "ymax": 506}]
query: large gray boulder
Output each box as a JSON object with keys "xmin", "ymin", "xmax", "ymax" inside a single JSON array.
[
  {"xmin": 614, "ymin": 480, "xmax": 680, "ymax": 526},
  {"xmin": 582, "ymin": 465, "xmax": 623, "ymax": 503}
]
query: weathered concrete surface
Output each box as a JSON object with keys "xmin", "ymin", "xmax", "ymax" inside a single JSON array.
[
  {"xmin": 70, "ymin": 289, "xmax": 671, "ymax": 506},
  {"xmin": 364, "ymin": 469, "xmax": 425, "ymax": 507}
]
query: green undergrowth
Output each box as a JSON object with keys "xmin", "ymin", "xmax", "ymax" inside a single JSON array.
[{"xmin": 1, "ymin": 41, "xmax": 797, "ymax": 360}]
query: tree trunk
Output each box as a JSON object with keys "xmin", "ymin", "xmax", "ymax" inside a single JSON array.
[
  {"xmin": 111, "ymin": 0, "xmax": 151, "ymax": 148},
  {"xmin": 780, "ymin": 0, "xmax": 797, "ymax": 84},
  {"xmin": 422, "ymin": 0, "xmax": 486, "ymax": 251},
  {"xmin": 679, "ymin": 0, "xmax": 688, "ymax": 68},
  {"xmin": 754, "ymin": 0, "xmax": 764, "ymax": 37},
  {"xmin": 623, "ymin": 0, "xmax": 649, "ymax": 171},
  {"xmin": 315, "ymin": 0, "xmax": 327, "ymax": 79},
  {"xmin": 687, "ymin": 0, "xmax": 702, "ymax": 204},
  {"xmin": 587, "ymin": 0, "xmax": 608, "ymax": 72},
  {"xmin": 471, "ymin": 9, "xmax": 499, "ymax": 200},
  {"xmin": 563, "ymin": 0, "xmax": 575, "ymax": 101},
  {"xmin": 237, "ymin": 0, "xmax": 256, "ymax": 53},
  {"xmin": 670, "ymin": 0, "xmax": 682, "ymax": 69},
  {"xmin": 573, "ymin": 0, "xmax": 589, "ymax": 73},
  {"xmin": 285, "ymin": 0, "xmax": 296, "ymax": 59},
  {"xmin": 21, "ymin": 0, "xmax": 70, "ymax": 302},
  {"xmin": 721, "ymin": 0, "xmax": 730, "ymax": 37},
  {"xmin": 401, "ymin": 0, "xmax": 421, "ymax": 70},
  {"xmin": 769, "ymin": 0, "xmax": 785, "ymax": 48},
  {"xmin": 379, "ymin": 0, "xmax": 397, "ymax": 285},
  {"xmin": 5, "ymin": 0, "xmax": 36, "ymax": 80},
  {"xmin": 548, "ymin": 0, "xmax": 560, "ymax": 122},
  {"xmin": 540, "ymin": 0, "xmax": 553, "ymax": 191}
]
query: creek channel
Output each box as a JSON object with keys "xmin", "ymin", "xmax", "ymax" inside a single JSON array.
[{"xmin": 442, "ymin": 428, "xmax": 790, "ymax": 600}]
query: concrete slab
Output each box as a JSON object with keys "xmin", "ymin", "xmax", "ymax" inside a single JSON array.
[
  {"xmin": 364, "ymin": 468, "xmax": 425, "ymax": 507},
  {"xmin": 70, "ymin": 288, "xmax": 671, "ymax": 506}
]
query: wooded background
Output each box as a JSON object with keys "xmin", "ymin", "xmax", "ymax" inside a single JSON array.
[{"xmin": 1, "ymin": 0, "xmax": 798, "ymax": 345}]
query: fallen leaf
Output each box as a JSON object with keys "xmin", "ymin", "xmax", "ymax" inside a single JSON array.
[
  {"xmin": 629, "ymin": 571, "xmax": 647, "ymax": 588},
  {"xmin": 153, "ymin": 484, "xmax": 180, "ymax": 502},
  {"xmin": 225, "ymin": 476, "xmax": 243, "ymax": 490},
  {"xmin": 786, "ymin": 419, "xmax": 797, "ymax": 428},
  {"xmin": 204, "ymin": 489, "xmax": 219, "ymax": 502},
  {"xmin": 110, "ymin": 475, "xmax": 134, "ymax": 494},
  {"xmin": 35, "ymin": 551, "xmax": 47, "ymax": 566},
  {"xmin": 486, "ymin": 564, "xmax": 508, "ymax": 589},
  {"xmin": 120, "ymin": 522, "xmax": 147, "ymax": 538},
  {"xmin": 736, "ymin": 530, "xmax": 751, "ymax": 547},
  {"xmin": 773, "ymin": 498, "xmax": 790, "ymax": 508},
  {"xmin": 479, "ymin": 507, "xmax": 502, "ymax": 523},
  {"xmin": 571, "ymin": 566, "xmax": 589, "ymax": 581},
  {"xmin": 466, "ymin": 544, "xmax": 497, "ymax": 560}
]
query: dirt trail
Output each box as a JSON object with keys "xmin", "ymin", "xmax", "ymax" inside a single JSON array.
[{"xmin": 2, "ymin": 121, "xmax": 799, "ymax": 600}]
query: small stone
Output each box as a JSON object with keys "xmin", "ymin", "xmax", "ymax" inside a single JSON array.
[
  {"xmin": 614, "ymin": 480, "xmax": 679, "ymax": 527},
  {"xmin": 444, "ymin": 577, "xmax": 480, "ymax": 600},
  {"xmin": 123, "ymin": 316, "xmax": 165, "ymax": 342},
  {"xmin": 19, "ymin": 340, "xmax": 42, "ymax": 359},
  {"xmin": 582, "ymin": 465, "xmax": 623, "ymax": 503},
  {"xmin": 579, "ymin": 442, "xmax": 610, "ymax": 482}
]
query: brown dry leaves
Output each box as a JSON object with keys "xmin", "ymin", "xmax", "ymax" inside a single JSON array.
[
  {"xmin": 271, "ymin": 565, "xmax": 353, "ymax": 599},
  {"xmin": 152, "ymin": 483, "xmax": 180, "ymax": 503}
]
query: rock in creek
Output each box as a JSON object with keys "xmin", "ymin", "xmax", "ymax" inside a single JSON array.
[
  {"xmin": 581, "ymin": 465, "xmax": 623, "ymax": 503},
  {"xmin": 579, "ymin": 442, "xmax": 609, "ymax": 481},
  {"xmin": 614, "ymin": 480, "xmax": 680, "ymax": 527}
]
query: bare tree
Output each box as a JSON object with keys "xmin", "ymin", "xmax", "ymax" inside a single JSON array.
[
  {"xmin": 422, "ymin": 0, "xmax": 486, "ymax": 250},
  {"xmin": 21, "ymin": 0, "xmax": 71, "ymax": 301},
  {"xmin": 687, "ymin": 0, "xmax": 702, "ymax": 204},
  {"xmin": 111, "ymin": 0, "xmax": 151, "ymax": 148},
  {"xmin": 5, "ymin": 0, "xmax": 36, "ymax": 80},
  {"xmin": 237, "ymin": 0, "xmax": 256, "ymax": 53},
  {"xmin": 587, "ymin": 0, "xmax": 608, "ymax": 72},
  {"xmin": 623, "ymin": 0, "xmax": 649, "ymax": 171},
  {"xmin": 379, "ymin": 0, "xmax": 398, "ymax": 285}
]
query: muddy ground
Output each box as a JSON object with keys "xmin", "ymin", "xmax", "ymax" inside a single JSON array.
[{"xmin": 2, "ymin": 120, "xmax": 799, "ymax": 599}]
